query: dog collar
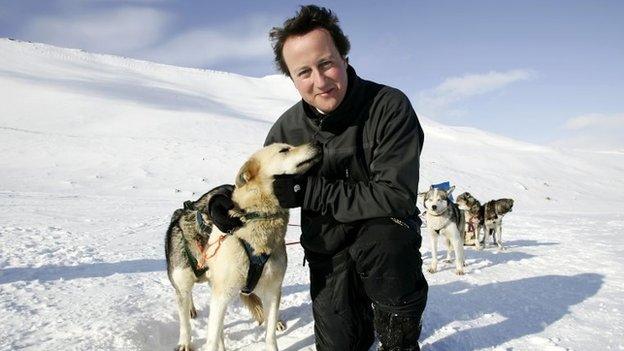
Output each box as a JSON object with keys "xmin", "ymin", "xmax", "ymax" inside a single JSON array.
[
  {"xmin": 195, "ymin": 211, "xmax": 212, "ymax": 234},
  {"xmin": 242, "ymin": 211, "xmax": 285, "ymax": 222}
]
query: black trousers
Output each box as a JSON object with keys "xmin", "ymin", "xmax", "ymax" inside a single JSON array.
[{"xmin": 306, "ymin": 218, "xmax": 428, "ymax": 351}]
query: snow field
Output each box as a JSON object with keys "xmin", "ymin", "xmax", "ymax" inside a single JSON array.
[{"xmin": 1, "ymin": 39, "xmax": 623, "ymax": 350}]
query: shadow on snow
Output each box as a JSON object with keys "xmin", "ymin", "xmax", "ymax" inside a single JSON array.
[
  {"xmin": 0, "ymin": 258, "xmax": 164, "ymax": 284},
  {"xmin": 422, "ymin": 273, "xmax": 603, "ymax": 350}
]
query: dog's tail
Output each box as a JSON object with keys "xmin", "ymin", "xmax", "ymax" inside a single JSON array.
[{"xmin": 240, "ymin": 292, "xmax": 264, "ymax": 325}]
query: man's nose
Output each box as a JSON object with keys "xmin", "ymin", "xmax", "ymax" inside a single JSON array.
[{"xmin": 313, "ymin": 69, "xmax": 329, "ymax": 88}]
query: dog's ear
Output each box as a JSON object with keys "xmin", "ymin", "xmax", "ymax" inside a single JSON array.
[
  {"xmin": 235, "ymin": 158, "xmax": 259, "ymax": 188},
  {"xmin": 417, "ymin": 190, "xmax": 428, "ymax": 197},
  {"xmin": 447, "ymin": 185, "xmax": 455, "ymax": 196}
]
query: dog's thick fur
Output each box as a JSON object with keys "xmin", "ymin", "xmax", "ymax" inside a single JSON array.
[
  {"xmin": 482, "ymin": 198, "xmax": 514, "ymax": 250},
  {"xmin": 420, "ymin": 185, "xmax": 466, "ymax": 275},
  {"xmin": 166, "ymin": 143, "xmax": 319, "ymax": 351},
  {"xmin": 456, "ymin": 192, "xmax": 484, "ymax": 249}
]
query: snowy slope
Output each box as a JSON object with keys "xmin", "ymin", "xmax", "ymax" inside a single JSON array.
[{"xmin": 1, "ymin": 39, "xmax": 623, "ymax": 351}]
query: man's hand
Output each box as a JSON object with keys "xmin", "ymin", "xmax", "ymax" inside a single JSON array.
[
  {"xmin": 273, "ymin": 174, "xmax": 308, "ymax": 208},
  {"xmin": 207, "ymin": 194, "xmax": 243, "ymax": 233}
]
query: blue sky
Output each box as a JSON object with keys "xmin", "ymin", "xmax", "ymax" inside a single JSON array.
[{"xmin": 1, "ymin": 0, "xmax": 622, "ymax": 150}]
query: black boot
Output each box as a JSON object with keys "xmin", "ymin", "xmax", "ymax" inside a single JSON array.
[{"xmin": 375, "ymin": 308, "xmax": 422, "ymax": 351}]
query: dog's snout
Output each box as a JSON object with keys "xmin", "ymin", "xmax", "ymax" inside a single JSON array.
[{"xmin": 431, "ymin": 205, "xmax": 437, "ymax": 211}]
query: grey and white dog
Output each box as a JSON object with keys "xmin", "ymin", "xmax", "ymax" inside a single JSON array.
[
  {"xmin": 420, "ymin": 185, "xmax": 466, "ymax": 275},
  {"xmin": 456, "ymin": 192, "xmax": 484, "ymax": 250},
  {"xmin": 165, "ymin": 187, "xmax": 222, "ymax": 325},
  {"xmin": 482, "ymin": 198, "xmax": 514, "ymax": 250}
]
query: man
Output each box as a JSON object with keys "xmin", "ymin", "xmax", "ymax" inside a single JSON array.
[{"xmin": 209, "ymin": 5, "xmax": 427, "ymax": 351}]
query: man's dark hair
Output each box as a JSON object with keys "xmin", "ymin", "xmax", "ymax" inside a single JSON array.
[{"xmin": 269, "ymin": 5, "xmax": 350, "ymax": 76}]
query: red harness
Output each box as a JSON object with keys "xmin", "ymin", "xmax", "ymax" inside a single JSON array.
[{"xmin": 466, "ymin": 214, "xmax": 479, "ymax": 233}]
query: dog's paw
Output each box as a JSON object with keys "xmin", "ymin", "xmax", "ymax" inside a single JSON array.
[
  {"xmin": 443, "ymin": 258, "xmax": 453, "ymax": 263},
  {"xmin": 475, "ymin": 245, "xmax": 483, "ymax": 251},
  {"xmin": 174, "ymin": 344, "xmax": 193, "ymax": 351},
  {"xmin": 276, "ymin": 319, "xmax": 287, "ymax": 332},
  {"xmin": 455, "ymin": 269, "xmax": 465, "ymax": 275},
  {"xmin": 427, "ymin": 266, "xmax": 437, "ymax": 274}
]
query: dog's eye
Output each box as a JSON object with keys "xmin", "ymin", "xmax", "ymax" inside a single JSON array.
[{"xmin": 279, "ymin": 148, "xmax": 289, "ymax": 153}]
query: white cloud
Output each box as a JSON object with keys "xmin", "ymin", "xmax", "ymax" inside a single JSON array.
[
  {"xmin": 416, "ymin": 69, "xmax": 536, "ymax": 118},
  {"xmin": 553, "ymin": 112, "xmax": 624, "ymax": 151},
  {"xmin": 19, "ymin": 7, "xmax": 275, "ymax": 70},
  {"xmin": 139, "ymin": 16, "xmax": 274, "ymax": 68},
  {"xmin": 20, "ymin": 6, "xmax": 172, "ymax": 54},
  {"xmin": 563, "ymin": 113, "xmax": 624, "ymax": 130}
]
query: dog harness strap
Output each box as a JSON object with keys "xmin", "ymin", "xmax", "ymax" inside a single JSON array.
[
  {"xmin": 467, "ymin": 220, "xmax": 475, "ymax": 233},
  {"xmin": 195, "ymin": 211, "xmax": 213, "ymax": 234},
  {"xmin": 183, "ymin": 239, "xmax": 209, "ymax": 278},
  {"xmin": 177, "ymin": 211, "xmax": 213, "ymax": 278},
  {"xmin": 239, "ymin": 238, "xmax": 270, "ymax": 295}
]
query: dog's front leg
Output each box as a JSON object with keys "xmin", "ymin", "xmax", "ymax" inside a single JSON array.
[
  {"xmin": 205, "ymin": 294, "xmax": 229, "ymax": 351},
  {"xmin": 495, "ymin": 223, "xmax": 505, "ymax": 250},
  {"xmin": 474, "ymin": 225, "xmax": 483, "ymax": 250},
  {"xmin": 449, "ymin": 228, "xmax": 465, "ymax": 275},
  {"xmin": 482, "ymin": 226, "xmax": 491, "ymax": 247},
  {"xmin": 263, "ymin": 289, "xmax": 281, "ymax": 351},
  {"xmin": 428, "ymin": 230, "xmax": 439, "ymax": 273},
  {"xmin": 444, "ymin": 237, "xmax": 453, "ymax": 263},
  {"xmin": 218, "ymin": 333, "xmax": 225, "ymax": 351}
]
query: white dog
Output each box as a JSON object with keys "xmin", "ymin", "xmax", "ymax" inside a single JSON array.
[
  {"xmin": 420, "ymin": 185, "xmax": 466, "ymax": 275},
  {"xmin": 166, "ymin": 143, "xmax": 320, "ymax": 351}
]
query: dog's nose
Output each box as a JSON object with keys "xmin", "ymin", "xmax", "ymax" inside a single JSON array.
[{"xmin": 432, "ymin": 205, "xmax": 437, "ymax": 211}]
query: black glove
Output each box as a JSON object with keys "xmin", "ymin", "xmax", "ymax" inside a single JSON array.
[
  {"xmin": 273, "ymin": 174, "xmax": 308, "ymax": 208},
  {"xmin": 207, "ymin": 194, "xmax": 243, "ymax": 233}
]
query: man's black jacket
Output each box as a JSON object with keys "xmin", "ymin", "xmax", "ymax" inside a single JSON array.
[{"xmin": 265, "ymin": 66, "xmax": 424, "ymax": 255}]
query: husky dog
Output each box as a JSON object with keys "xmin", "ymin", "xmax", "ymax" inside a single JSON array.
[
  {"xmin": 481, "ymin": 198, "xmax": 514, "ymax": 250},
  {"xmin": 165, "ymin": 143, "xmax": 320, "ymax": 351},
  {"xmin": 456, "ymin": 192, "xmax": 484, "ymax": 249},
  {"xmin": 420, "ymin": 185, "xmax": 466, "ymax": 275}
]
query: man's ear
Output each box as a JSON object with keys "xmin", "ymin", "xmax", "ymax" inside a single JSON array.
[{"xmin": 235, "ymin": 158, "xmax": 259, "ymax": 188}]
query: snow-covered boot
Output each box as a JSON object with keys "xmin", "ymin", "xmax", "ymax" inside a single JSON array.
[{"xmin": 375, "ymin": 308, "xmax": 422, "ymax": 351}]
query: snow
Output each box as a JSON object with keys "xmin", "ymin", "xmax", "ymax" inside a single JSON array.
[{"xmin": 1, "ymin": 38, "xmax": 623, "ymax": 350}]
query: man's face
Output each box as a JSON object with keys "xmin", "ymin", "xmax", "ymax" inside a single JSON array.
[{"xmin": 282, "ymin": 28, "xmax": 348, "ymax": 114}]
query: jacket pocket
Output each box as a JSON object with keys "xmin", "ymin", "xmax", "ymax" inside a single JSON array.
[{"xmin": 300, "ymin": 212, "xmax": 351, "ymax": 255}]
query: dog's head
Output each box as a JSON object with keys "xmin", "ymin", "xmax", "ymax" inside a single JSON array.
[
  {"xmin": 233, "ymin": 143, "xmax": 320, "ymax": 210},
  {"xmin": 456, "ymin": 192, "xmax": 481, "ymax": 212},
  {"xmin": 419, "ymin": 185, "xmax": 455, "ymax": 215},
  {"xmin": 495, "ymin": 198, "xmax": 514, "ymax": 216}
]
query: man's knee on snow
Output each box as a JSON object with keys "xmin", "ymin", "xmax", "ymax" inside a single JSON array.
[{"xmin": 349, "ymin": 218, "xmax": 426, "ymax": 307}]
